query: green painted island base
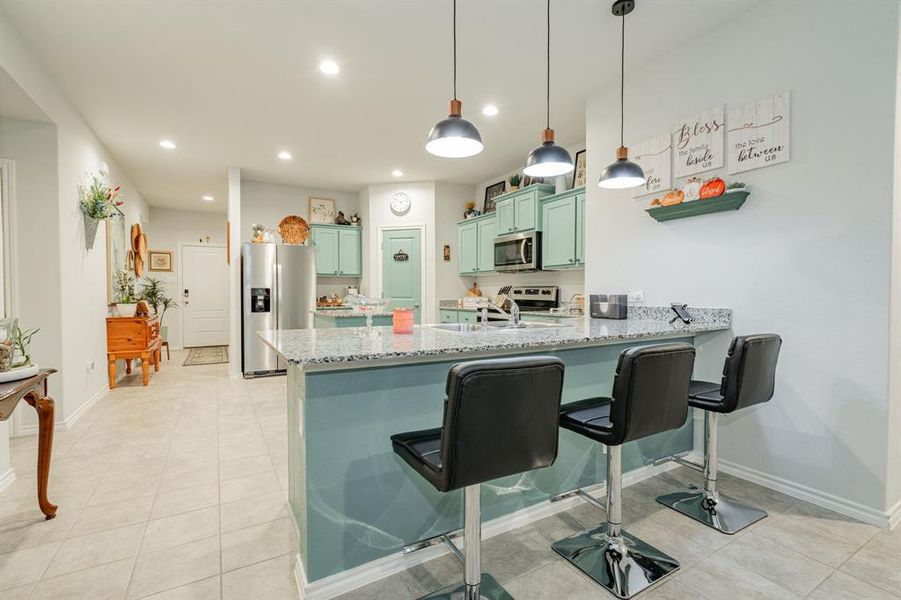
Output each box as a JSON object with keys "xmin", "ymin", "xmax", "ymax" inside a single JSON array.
[{"xmin": 288, "ymin": 337, "xmax": 697, "ymax": 594}]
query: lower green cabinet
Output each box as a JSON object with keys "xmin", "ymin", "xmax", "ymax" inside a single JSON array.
[
  {"xmin": 541, "ymin": 188, "xmax": 585, "ymax": 269},
  {"xmin": 439, "ymin": 309, "xmax": 480, "ymax": 323},
  {"xmin": 311, "ymin": 225, "xmax": 362, "ymax": 277}
]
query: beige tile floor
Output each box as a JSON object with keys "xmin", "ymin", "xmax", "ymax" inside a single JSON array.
[{"xmin": 0, "ymin": 351, "xmax": 898, "ymax": 599}]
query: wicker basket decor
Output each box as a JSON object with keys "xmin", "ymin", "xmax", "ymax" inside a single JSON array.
[{"xmin": 278, "ymin": 215, "xmax": 310, "ymax": 245}]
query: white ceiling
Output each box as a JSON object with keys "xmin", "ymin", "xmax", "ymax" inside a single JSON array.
[{"xmin": 0, "ymin": 0, "xmax": 758, "ymax": 213}]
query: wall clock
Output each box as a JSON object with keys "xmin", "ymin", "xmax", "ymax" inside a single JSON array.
[{"xmin": 391, "ymin": 192, "xmax": 411, "ymax": 215}]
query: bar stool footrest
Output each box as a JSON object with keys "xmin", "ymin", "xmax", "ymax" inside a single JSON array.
[
  {"xmin": 551, "ymin": 526, "xmax": 679, "ymax": 599},
  {"xmin": 656, "ymin": 490, "xmax": 767, "ymax": 534},
  {"xmin": 420, "ymin": 573, "xmax": 513, "ymax": 600}
]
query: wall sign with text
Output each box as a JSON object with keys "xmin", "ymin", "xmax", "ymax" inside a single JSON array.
[
  {"xmin": 632, "ymin": 134, "xmax": 672, "ymax": 198},
  {"xmin": 727, "ymin": 91, "xmax": 790, "ymax": 174},
  {"xmin": 673, "ymin": 105, "xmax": 725, "ymax": 178}
]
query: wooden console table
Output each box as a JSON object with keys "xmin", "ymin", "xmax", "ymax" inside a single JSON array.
[
  {"xmin": 106, "ymin": 315, "xmax": 162, "ymax": 388},
  {"xmin": 0, "ymin": 369, "xmax": 58, "ymax": 519}
]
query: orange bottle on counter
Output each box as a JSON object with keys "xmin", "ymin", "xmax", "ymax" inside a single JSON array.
[{"xmin": 393, "ymin": 308, "xmax": 414, "ymax": 334}]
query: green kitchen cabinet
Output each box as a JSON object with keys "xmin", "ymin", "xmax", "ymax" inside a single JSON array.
[
  {"xmin": 540, "ymin": 187, "xmax": 586, "ymax": 270},
  {"xmin": 311, "ymin": 225, "xmax": 362, "ymax": 277},
  {"xmin": 492, "ymin": 185, "xmax": 555, "ymax": 235},
  {"xmin": 457, "ymin": 221, "xmax": 479, "ymax": 275},
  {"xmin": 456, "ymin": 213, "xmax": 496, "ymax": 275},
  {"xmin": 440, "ymin": 309, "xmax": 458, "ymax": 323},
  {"xmin": 338, "ymin": 228, "xmax": 362, "ymax": 276},
  {"xmin": 476, "ymin": 217, "xmax": 496, "ymax": 273}
]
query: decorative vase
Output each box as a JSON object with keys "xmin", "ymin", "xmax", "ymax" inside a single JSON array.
[
  {"xmin": 509, "ymin": 185, "xmax": 520, "ymax": 192},
  {"xmin": 160, "ymin": 325, "xmax": 168, "ymax": 341},
  {"xmin": 84, "ymin": 213, "xmax": 101, "ymax": 250}
]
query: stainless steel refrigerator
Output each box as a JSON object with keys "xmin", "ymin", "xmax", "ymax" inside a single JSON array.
[{"xmin": 241, "ymin": 243, "xmax": 316, "ymax": 377}]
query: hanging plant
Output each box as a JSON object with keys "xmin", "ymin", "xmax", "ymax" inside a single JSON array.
[{"xmin": 79, "ymin": 173, "xmax": 124, "ymax": 249}]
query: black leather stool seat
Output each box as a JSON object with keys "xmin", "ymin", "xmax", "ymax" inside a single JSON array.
[
  {"xmin": 688, "ymin": 380, "xmax": 724, "ymax": 411},
  {"xmin": 391, "ymin": 427, "xmax": 443, "ymax": 485},
  {"xmin": 558, "ymin": 397, "xmax": 613, "ymax": 442}
]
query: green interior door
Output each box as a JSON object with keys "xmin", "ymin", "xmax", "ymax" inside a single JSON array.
[{"xmin": 381, "ymin": 228, "xmax": 422, "ymax": 323}]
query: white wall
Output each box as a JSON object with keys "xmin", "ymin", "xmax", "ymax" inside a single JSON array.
[
  {"xmin": 434, "ymin": 182, "xmax": 473, "ymax": 302},
  {"xmin": 585, "ymin": 1, "xmax": 898, "ymax": 519},
  {"xmin": 362, "ymin": 181, "xmax": 437, "ymax": 322},
  {"xmin": 145, "ymin": 207, "xmax": 225, "ymax": 349},
  {"xmin": 888, "ymin": 6, "xmax": 901, "ymax": 520},
  {"xmin": 0, "ymin": 12, "xmax": 149, "ymax": 433}
]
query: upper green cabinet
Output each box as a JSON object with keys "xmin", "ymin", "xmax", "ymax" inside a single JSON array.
[
  {"xmin": 494, "ymin": 185, "xmax": 555, "ymax": 235},
  {"xmin": 311, "ymin": 224, "xmax": 362, "ymax": 277},
  {"xmin": 457, "ymin": 213, "xmax": 496, "ymax": 275},
  {"xmin": 541, "ymin": 187, "xmax": 586, "ymax": 270}
]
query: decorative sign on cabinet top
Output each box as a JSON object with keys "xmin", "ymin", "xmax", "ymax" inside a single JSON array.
[
  {"xmin": 727, "ymin": 91, "xmax": 790, "ymax": 174},
  {"xmin": 632, "ymin": 134, "xmax": 672, "ymax": 198},
  {"xmin": 673, "ymin": 105, "xmax": 725, "ymax": 178}
]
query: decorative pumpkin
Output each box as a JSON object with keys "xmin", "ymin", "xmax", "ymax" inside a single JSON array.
[
  {"xmin": 650, "ymin": 198, "xmax": 662, "ymax": 207},
  {"xmin": 681, "ymin": 177, "xmax": 703, "ymax": 201},
  {"xmin": 660, "ymin": 189, "xmax": 684, "ymax": 207},
  {"xmin": 700, "ymin": 177, "xmax": 726, "ymax": 199}
]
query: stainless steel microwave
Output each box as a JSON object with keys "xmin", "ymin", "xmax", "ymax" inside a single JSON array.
[{"xmin": 493, "ymin": 231, "xmax": 541, "ymax": 272}]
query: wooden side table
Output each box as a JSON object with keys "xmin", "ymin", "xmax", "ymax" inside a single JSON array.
[
  {"xmin": 0, "ymin": 369, "xmax": 58, "ymax": 519},
  {"xmin": 106, "ymin": 316, "xmax": 162, "ymax": 388}
]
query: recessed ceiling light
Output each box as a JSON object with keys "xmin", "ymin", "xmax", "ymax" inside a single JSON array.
[
  {"xmin": 159, "ymin": 139, "xmax": 176, "ymax": 149},
  {"xmin": 391, "ymin": 169, "xmax": 404, "ymax": 177},
  {"xmin": 202, "ymin": 195, "xmax": 214, "ymax": 202},
  {"xmin": 482, "ymin": 105, "xmax": 499, "ymax": 117},
  {"xmin": 277, "ymin": 151, "xmax": 293, "ymax": 161},
  {"xmin": 319, "ymin": 59, "xmax": 340, "ymax": 75}
]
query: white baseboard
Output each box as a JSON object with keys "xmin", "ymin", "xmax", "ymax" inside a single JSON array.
[
  {"xmin": 886, "ymin": 498, "xmax": 901, "ymax": 530},
  {"xmin": 0, "ymin": 467, "xmax": 15, "ymax": 492},
  {"xmin": 294, "ymin": 459, "xmax": 684, "ymax": 600},
  {"xmin": 15, "ymin": 385, "xmax": 108, "ymax": 437},
  {"xmin": 718, "ymin": 458, "xmax": 894, "ymax": 529}
]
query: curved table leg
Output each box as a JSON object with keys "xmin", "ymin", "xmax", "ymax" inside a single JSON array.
[{"xmin": 23, "ymin": 391, "xmax": 57, "ymax": 520}]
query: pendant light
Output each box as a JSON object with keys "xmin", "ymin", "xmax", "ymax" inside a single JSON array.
[
  {"xmin": 523, "ymin": 0, "xmax": 573, "ymax": 177},
  {"xmin": 598, "ymin": 0, "xmax": 645, "ymax": 189},
  {"xmin": 426, "ymin": 0, "xmax": 483, "ymax": 158}
]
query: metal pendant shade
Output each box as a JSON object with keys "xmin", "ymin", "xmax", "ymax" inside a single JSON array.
[
  {"xmin": 523, "ymin": 0, "xmax": 573, "ymax": 178},
  {"xmin": 426, "ymin": 0, "xmax": 483, "ymax": 159},
  {"xmin": 426, "ymin": 100, "xmax": 483, "ymax": 158},
  {"xmin": 599, "ymin": 0, "xmax": 645, "ymax": 190}
]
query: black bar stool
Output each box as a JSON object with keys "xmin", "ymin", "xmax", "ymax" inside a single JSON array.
[
  {"xmin": 657, "ymin": 333, "xmax": 782, "ymax": 534},
  {"xmin": 550, "ymin": 343, "xmax": 695, "ymax": 600},
  {"xmin": 391, "ymin": 356, "xmax": 565, "ymax": 600}
]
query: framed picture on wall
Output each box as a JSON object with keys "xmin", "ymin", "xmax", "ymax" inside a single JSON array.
[
  {"xmin": 483, "ymin": 181, "xmax": 505, "ymax": 213},
  {"xmin": 148, "ymin": 250, "xmax": 173, "ymax": 272},
  {"xmin": 572, "ymin": 149, "xmax": 587, "ymax": 188},
  {"xmin": 309, "ymin": 197, "xmax": 336, "ymax": 223}
]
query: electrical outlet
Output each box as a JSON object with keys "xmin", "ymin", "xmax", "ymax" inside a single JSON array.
[
  {"xmin": 628, "ymin": 290, "xmax": 644, "ymax": 304},
  {"xmin": 85, "ymin": 360, "xmax": 95, "ymax": 373}
]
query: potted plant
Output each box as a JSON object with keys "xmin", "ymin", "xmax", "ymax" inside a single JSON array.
[
  {"xmin": 79, "ymin": 173, "xmax": 123, "ymax": 249},
  {"xmin": 139, "ymin": 277, "xmax": 178, "ymax": 341},
  {"xmin": 12, "ymin": 324, "xmax": 39, "ymax": 368},
  {"xmin": 724, "ymin": 181, "xmax": 746, "ymax": 194},
  {"xmin": 114, "ymin": 270, "xmax": 138, "ymax": 317},
  {"xmin": 509, "ymin": 174, "xmax": 522, "ymax": 191}
]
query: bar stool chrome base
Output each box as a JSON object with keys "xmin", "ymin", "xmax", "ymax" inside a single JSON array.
[
  {"xmin": 656, "ymin": 490, "xmax": 767, "ymax": 534},
  {"xmin": 421, "ymin": 573, "xmax": 512, "ymax": 600},
  {"xmin": 552, "ymin": 527, "xmax": 680, "ymax": 599}
]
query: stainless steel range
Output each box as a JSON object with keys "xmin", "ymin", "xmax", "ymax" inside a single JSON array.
[{"xmin": 508, "ymin": 285, "xmax": 559, "ymax": 312}]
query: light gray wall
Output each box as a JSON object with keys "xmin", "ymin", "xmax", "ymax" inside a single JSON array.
[
  {"xmin": 585, "ymin": 0, "xmax": 898, "ymax": 516},
  {"xmin": 145, "ymin": 207, "xmax": 225, "ymax": 349},
  {"xmin": 434, "ymin": 182, "xmax": 473, "ymax": 302}
]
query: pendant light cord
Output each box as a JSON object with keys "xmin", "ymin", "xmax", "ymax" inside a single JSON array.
[
  {"xmin": 453, "ymin": 0, "xmax": 457, "ymax": 100},
  {"xmin": 620, "ymin": 12, "xmax": 625, "ymax": 147},
  {"xmin": 546, "ymin": 0, "xmax": 551, "ymax": 130}
]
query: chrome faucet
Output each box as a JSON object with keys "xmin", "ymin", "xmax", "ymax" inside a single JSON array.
[{"xmin": 485, "ymin": 295, "xmax": 521, "ymax": 328}]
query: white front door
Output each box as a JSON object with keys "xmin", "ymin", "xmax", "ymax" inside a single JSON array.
[{"xmin": 182, "ymin": 244, "xmax": 228, "ymax": 347}]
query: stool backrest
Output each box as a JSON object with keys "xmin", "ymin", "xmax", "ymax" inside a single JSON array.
[
  {"xmin": 441, "ymin": 356, "xmax": 565, "ymax": 491},
  {"xmin": 609, "ymin": 343, "xmax": 695, "ymax": 445},
  {"xmin": 720, "ymin": 334, "xmax": 782, "ymax": 412}
]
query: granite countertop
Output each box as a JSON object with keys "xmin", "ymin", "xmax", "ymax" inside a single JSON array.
[
  {"xmin": 261, "ymin": 307, "xmax": 731, "ymax": 368},
  {"xmin": 313, "ymin": 309, "xmax": 395, "ymax": 318}
]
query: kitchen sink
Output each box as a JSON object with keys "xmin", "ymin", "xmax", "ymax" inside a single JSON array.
[{"xmin": 426, "ymin": 321, "xmax": 571, "ymax": 333}]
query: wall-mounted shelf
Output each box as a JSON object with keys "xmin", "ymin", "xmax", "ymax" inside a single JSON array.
[{"xmin": 646, "ymin": 190, "xmax": 749, "ymax": 222}]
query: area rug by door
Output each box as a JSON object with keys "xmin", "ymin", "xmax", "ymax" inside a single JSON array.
[{"xmin": 183, "ymin": 346, "xmax": 228, "ymax": 366}]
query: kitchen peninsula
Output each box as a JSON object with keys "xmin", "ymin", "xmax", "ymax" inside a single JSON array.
[{"xmin": 260, "ymin": 308, "xmax": 732, "ymax": 592}]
